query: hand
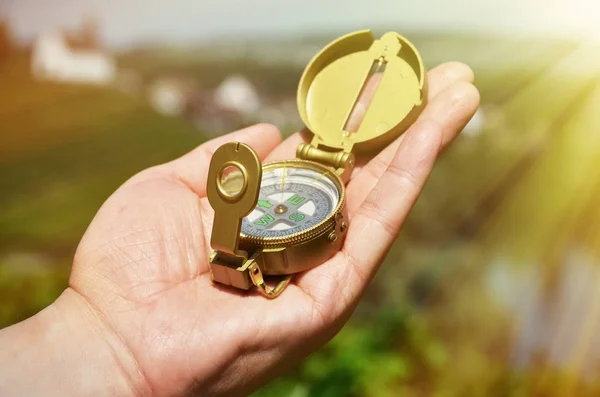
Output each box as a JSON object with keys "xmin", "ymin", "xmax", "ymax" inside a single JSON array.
[{"xmin": 0, "ymin": 62, "xmax": 479, "ymax": 397}]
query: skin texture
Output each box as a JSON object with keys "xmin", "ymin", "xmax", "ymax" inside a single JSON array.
[{"xmin": 0, "ymin": 62, "xmax": 479, "ymax": 397}]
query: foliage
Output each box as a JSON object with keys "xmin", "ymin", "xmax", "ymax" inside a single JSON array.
[{"xmin": 255, "ymin": 308, "xmax": 438, "ymax": 397}]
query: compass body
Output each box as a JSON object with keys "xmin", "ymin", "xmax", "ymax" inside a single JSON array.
[
  {"xmin": 239, "ymin": 160, "xmax": 346, "ymax": 275},
  {"xmin": 207, "ymin": 30, "xmax": 427, "ymax": 297}
]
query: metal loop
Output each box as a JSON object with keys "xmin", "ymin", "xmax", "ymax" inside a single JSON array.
[{"xmin": 248, "ymin": 263, "xmax": 292, "ymax": 299}]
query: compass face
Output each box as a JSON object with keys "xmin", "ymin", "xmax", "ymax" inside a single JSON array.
[{"xmin": 241, "ymin": 164, "xmax": 340, "ymax": 239}]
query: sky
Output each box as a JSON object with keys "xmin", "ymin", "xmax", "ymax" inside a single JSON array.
[{"xmin": 1, "ymin": 0, "xmax": 599, "ymax": 49}]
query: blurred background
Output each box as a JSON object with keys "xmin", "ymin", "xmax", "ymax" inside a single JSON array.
[{"xmin": 2, "ymin": 0, "xmax": 600, "ymax": 395}]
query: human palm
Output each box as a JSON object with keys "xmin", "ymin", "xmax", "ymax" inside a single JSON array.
[{"xmin": 67, "ymin": 62, "xmax": 479, "ymax": 396}]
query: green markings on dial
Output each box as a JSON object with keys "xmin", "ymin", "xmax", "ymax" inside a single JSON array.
[
  {"xmin": 289, "ymin": 213, "xmax": 305, "ymax": 222},
  {"xmin": 257, "ymin": 200, "xmax": 272, "ymax": 209},
  {"xmin": 288, "ymin": 195, "xmax": 305, "ymax": 206},
  {"xmin": 254, "ymin": 213, "xmax": 275, "ymax": 226}
]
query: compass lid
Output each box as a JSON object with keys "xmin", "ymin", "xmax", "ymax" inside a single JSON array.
[{"xmin": 297, "ymin": 30, "xmax": 427, "ymax": 153}]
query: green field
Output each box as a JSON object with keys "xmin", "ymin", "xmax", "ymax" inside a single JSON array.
[{"xmin": 2, "ymin": 35, "xmax": 600, "ymax": 395}]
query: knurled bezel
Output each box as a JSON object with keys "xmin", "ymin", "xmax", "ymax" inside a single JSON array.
[{"xmin": 239, "ymin": 159, "xmax": 346, "ymax": 248}]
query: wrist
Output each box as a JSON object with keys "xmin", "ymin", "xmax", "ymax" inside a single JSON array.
[{"xmin": 0, "ymin": 288, "xmax": 150, "ymax": 397}]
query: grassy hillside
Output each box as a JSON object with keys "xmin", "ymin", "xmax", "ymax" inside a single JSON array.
[{"xmin": 0, "ymin": 53, "xmax": 205, "ymax": 323}]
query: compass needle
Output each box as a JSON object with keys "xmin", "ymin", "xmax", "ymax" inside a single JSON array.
[
  {"xmin": 310, "ymin": 171, "xmax": 329, "ymax": 184},
  {"xmin": 280, "ymin": 161, "xmax": 287, "ymax": 202}
]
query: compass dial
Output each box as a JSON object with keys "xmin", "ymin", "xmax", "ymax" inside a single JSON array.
[{"xmin": 241, "ymin": 163, "xmax": 340, "ymax": 239}]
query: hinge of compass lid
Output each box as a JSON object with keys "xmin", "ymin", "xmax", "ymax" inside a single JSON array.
[{"xmin": 296, "ymin": 140, "xmax": 355, "ymax": 178}]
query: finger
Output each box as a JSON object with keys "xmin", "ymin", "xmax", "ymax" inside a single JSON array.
[
  {"xmin": 346, "ymin": 81, "xmax": 480, "ymax": 215},
  {"xmin": 349, "ymin": 119, "xmax": 442, "ymax": 246},
  {"xmin": 342, "ymin": 120, "xmax": 441, "ymax": 281},
  {"xmin": 166, "ymin": 123, "xmax": 282, "ymax": 196},
  {"xmin": 265, "ymin": 62, "xmax": 474, "ymax": 162},
  {"xmin": 295, "ymin": 119, "xmax": 444, "ymax": 313},
  {"xmin": 295, "ymin": 82, "xmax": 479, "ymax": 313},
  {"xmin": 427, "ymin": 61, "xmax": 474, "ymax": 98}
]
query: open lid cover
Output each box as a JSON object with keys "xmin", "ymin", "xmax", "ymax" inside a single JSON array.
[{"xmin": 297, "ymin": 30, "xmax": 427, "ymax": 152}]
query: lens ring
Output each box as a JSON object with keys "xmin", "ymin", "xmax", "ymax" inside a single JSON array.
[{"xmin": 216, "ymin": 161, "xmax": 248, "ymax": 202}]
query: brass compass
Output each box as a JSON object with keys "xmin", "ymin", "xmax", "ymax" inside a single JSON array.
[{"xmin": 206, "ymin": 30, "xmax": 427, "ymax": 298}]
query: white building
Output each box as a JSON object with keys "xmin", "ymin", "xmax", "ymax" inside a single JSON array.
[
  {"xmin": 31, "ymin": 30, "xmax": 115, "ymax": 85},
  {"xmin": 258, "ymin": 97, "xmax": 301, "ymax": 128},
  {"xmin": 213, "ymin": 75, "xmax": 261, "ymax": 116},
  {"xmin": 149, "ymin": 78, "xmax": 188, "ymax": 116},
  {"xmin": 148, "ymin": 76, "xmax": 200, "ymax": 116}
]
